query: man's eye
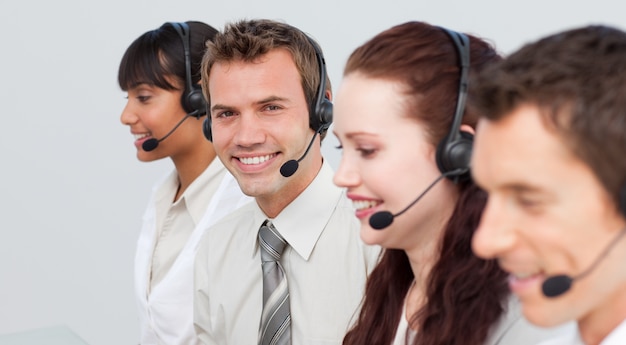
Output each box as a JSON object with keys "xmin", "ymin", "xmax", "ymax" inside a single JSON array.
[
  {"xmin": 266, "ymin": 105, "xmax": 281, "ymax": 111},
  {"xmin": 217, "ymin": 111, "xmax": 234, "ymax": 118}
]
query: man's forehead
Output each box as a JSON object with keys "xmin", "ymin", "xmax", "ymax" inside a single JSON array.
[
  {"xmin": 472, "ymin": 108, "xmax": 548, "ymax": 186},
  {"xmin": 473, "ymin": 106, "xmax": 580, "ymax": 195}
]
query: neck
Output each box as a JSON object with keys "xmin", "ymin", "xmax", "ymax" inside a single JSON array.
[
  {"xmin": 578, "ymin": 222, "xmax": 626, "ymax": 345},
  {"xmin": 403, "ymin": 198, "xmax": 457, "ymax": 323},
  {"xmin": 172, "ymin": 141, "xmax": 217, "ymax": 201},
  {"xmin": 406, "ymin": 239, "xmax": 438, "ymax": 303},
  {"xmin": 579, "ymin": 281, "xmax": 626, "ymax": 345},
  {"xmin": 403, "ymin": 226, "xmax": 442, "ymax": 328},
  {"xmin": 256, "ymin": 151, "xmax": 323, "ymax": 218},
  {"xmin": 405, "ymin": 206, "xmax": 454, "ymax": 293}
]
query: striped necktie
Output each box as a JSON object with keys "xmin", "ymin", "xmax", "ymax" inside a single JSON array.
[{"xmin": 258, "ymin": 220, "xmax": 291, "ymax": 345}]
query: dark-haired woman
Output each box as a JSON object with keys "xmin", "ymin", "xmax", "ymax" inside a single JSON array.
[{"xmin": 118, "ymin": 21, "xmax": 249, "ymax": 344}]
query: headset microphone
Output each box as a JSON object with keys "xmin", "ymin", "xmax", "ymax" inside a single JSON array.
[
  {"xmin": 369, "ymin": 30, "xmax": 472, "ymax": 226},
  {"xmin": 278, "ymin": 35, "xmax": 332, "ymax": 178},
  {"xmin": 369, "ymin": 168, "xmax": 467, "ymax": 230},
  {"xmin": 280, "ymin": 126, "xmax": 324, "ymax": 177},
  {"xmin": 542, "ymin": 227, "xmax": 626, "ymax": 298},
  {"xmin": 142, "ymin": 111, "xmax": 197, "ymax": 151}
]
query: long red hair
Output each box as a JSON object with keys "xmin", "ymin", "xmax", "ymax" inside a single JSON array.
[{"xmin": 342, "ymin": 21, "xmax": 508, "ymax": 345}]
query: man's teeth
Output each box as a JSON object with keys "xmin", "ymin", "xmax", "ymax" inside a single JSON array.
[
  {"xmin": 353, "ymin": 200, "xmax": 379, "ymax": 211},
  {"xmin": 239, "ymin": 154, "xmax": 274, "ymax": 165},
  {"xmin": 134, "ymin": 133, "xmax": 150, "ymax": 140}
]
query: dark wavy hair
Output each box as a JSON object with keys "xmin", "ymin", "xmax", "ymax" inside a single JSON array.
[
  {"xmin": 469, "ymin": 25, "xmax": 626, "ymax": 211},
  {"xmin": 118, "ymin": 21, "xmax": 217, "ymax": 92},
  {"xmin": 342, "ymin": 21, "xmax": 509, "ymax": 345}
]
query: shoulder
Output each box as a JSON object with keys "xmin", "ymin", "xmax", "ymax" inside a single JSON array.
[
  {"xmin": 150, "ymin": 169, "xmax": 178, "ymax": 195},
  {"xmin": 208, "ymin": 201, "xmax": 257, "ymax": 231},
  {"xmin": 196, "ymin": 201, "xmax": 258, "ymax": 255},
  {"xmin": 194, "ymin": 201, "xmax": 259, "ymax": 269},
  {"xmin": 323, "ymin": 190, "xmax": 382, "ymax": 268},
  {"xmin": 486, "ymin": 296, "xmax": 577, "ymax": 345},
  {"xmin": 534, "ymin": 335, "xmax": 578, "ymax": 345}
]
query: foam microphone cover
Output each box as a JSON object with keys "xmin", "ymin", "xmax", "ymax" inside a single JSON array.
[
  {"xmin": 280, "ymin": 160, "xmax": 299, "ymax": 177},
  {"xmin": 142, "ymin": 138, "xmax": 159, "ymax": 152},
  {"xmin": 369, "ymin": 211, "xmax": 394, "ymax": 230},
  {"xmin": 541, "ymin": 275, "xmax": 573, "ymax": 298}
]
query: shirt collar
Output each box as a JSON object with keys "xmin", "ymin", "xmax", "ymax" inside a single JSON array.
[
  {"xmin": 155, "ymin": 159, "xmax": 226, "ymax": 225},
  {"xmin": 545, "ymin": 318, "xmax": 626, "ymax": 345},
  {"xmin": 250, "ymin": 160, "xmax": 342, "ymax": 261}
]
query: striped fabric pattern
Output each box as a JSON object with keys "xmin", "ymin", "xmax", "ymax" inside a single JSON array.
[{"xmin": 258, "ymin": 220, "xmax": 291, "ymax": 345}]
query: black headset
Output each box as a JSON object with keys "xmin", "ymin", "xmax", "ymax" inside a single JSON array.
[
  {"xmin": 202, "ymin": 34, "xmax": 333, "ymax": 142},
  {"xmin": 305, "ymin": 36, "xmax": 334, "ymax": 134},
  {"xmin": 434, "ymin": 27, "xmax": 473, "ymax": 182},
  {"xmin": 168, "ymin": 22, "xmax": 207, "ymax": 118}
]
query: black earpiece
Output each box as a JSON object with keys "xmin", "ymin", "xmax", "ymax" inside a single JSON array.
[
  {"xmin": 140, "ymin": 22, "xmax": 207, "ymax": 152},
  {"xmin": 435, "ymin": 28, "xmax": 473, "ymax": 182},
  {"xmin": 203, "ymin": 34, "xmax": 332, "ymax": 142},
  {"xmin": 306, "ymin": 36, "xmax": 333, "ymax": 134},
  {"xmin": 169, "ymin": 22, "xmax": 207, "ymax": 118}
]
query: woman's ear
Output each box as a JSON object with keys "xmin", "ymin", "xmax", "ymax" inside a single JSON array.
[{"xmin": 460, "ymin": 124, "xmax": 475, "ymax": 135}]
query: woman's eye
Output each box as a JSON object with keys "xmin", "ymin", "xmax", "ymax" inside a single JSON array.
[
  {"xmin": 358, "ymin": 148, "xmax": 376, "ymax": 157},
  {"xmin": 516, "ymin": 196, "xmax": 544, "ymax": 213}
]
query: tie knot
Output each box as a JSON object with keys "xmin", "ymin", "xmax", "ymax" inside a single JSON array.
[{"xmin": 258, "ymin": 221, "xmax": 287, "ymax": 262}]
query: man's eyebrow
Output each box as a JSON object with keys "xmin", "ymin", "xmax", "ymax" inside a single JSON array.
[
  {"xmin": 210, "ymin": 103, "xmax": 231, "ymax": 112},
  {"xmin": 255, "ymin": 95, "xmax": 289, "ymax": 105},
  {"xmin": 210, "ymin": 96, "xmax": 291, "ymax": 113}
]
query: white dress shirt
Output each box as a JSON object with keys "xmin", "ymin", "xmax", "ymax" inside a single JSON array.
[
  {"xmin": 135, "ymin": 159, "xmax": 250, "ymax": 345},
  {"xmin": 484, "ymin": 296, "xmax": 575, "ymax": 345},
  {"xmin": 538, "ymin": 318, "xmax": 626, "ymax": 345},
  {"xmin": 391, "ymin": 285, "xmax": 574, "ymax": 344},
  {"xmin": 194, "ymin": 161, "xmax": 381, "ymax": 344},
  {"xmin": 391, "ymin": 299, "xmax": 415, "ymax": 345}
]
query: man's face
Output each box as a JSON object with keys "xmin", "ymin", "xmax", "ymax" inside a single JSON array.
[
  {"xmin": 207, "ymin": 49, "xmax": 320, "ymax": 215},
  {"xmin": 471, "ymin": 104, "xmax": 626, "ymax": 329}
]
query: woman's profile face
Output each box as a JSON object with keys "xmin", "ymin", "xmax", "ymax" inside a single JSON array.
[
  {"xmin": 333, "ymin": 73, "xmax": 458, "ymax": 250},
  {"xmin": 120, "ymin": 77, "xmax": 202, "ymax": 162}
]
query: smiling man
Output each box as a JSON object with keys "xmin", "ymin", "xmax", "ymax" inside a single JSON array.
[
  {"xmin": 469, "ymin": 25, "xmax": 626, "ymax": 345},
  {"xmin": 192, "ymin": 19, "xmax": 379, "ymax": 345}
]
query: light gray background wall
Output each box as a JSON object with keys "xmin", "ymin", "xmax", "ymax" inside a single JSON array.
[{"xmin": 0, "ymin": 1, "xmax": 624, "ymax": 344}]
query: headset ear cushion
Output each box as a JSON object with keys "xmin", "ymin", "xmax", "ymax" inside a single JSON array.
[
  {"xmin": 203, "ymin": 116, "xmax": 212, "ymax": 142},
  {"xmin": 318, "ymin": 98, "xmax": 333, "ymax": 131},
  {"xmin": 436, "ymin": 130, "xmax": 474, "ymax": 180},
  {"xmin": 183, "ymin": 86, "xmax": 207, "ymax": 117}
]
